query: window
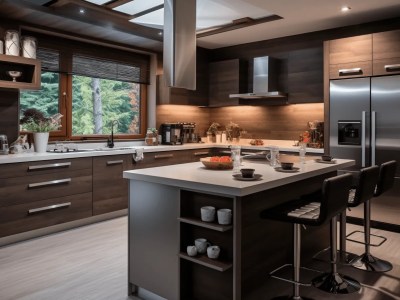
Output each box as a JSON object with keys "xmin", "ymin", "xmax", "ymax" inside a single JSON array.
[
  {"xmin": 72, "ymin": 75, "xmax": 141, "ymax": 136},
  {"xmin": 19, "ymin": 34, "xmax": 149, "ymax": 141}
]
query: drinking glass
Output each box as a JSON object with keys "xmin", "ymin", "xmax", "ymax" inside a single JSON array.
[
  {"xmin": 230, "ymin": 145, "xmax": 241, "ymax": 174},
  {"xmin": 266, "ymin": 145, "xmax": 280, "ymax": 167},
  {"xmin": 299, "ymin": 142, "xmax": 307, "ymax": 164}
]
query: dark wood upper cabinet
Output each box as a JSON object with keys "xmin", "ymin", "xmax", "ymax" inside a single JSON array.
[
  {"xmin": 287, "ymin": 47, "xmax": 323, "ymax": 103},
  {"xmin": 373, "ymin": 29, "xmax": 400, "ymax": 76},
  {"xmin": 329, "ymin": 34, "xmax": 372, "ymax": 79},
  {"xmin": 208, "ymin": 59, "xmax": 247, "ymax": 107},
  {"xmin": 0, "ymin": 54, "xmax": 41, "ymax": 90}
]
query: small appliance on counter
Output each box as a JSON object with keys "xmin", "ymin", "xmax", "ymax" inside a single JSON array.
[
  {"xmin": 160, "ymin": 123, "xmax": 184, "ymax": 145},
  {"xmin": 181, "ymin": 122, "xmax": 197, "ymax": 143},
  {"xmin": 0, "ymin": 134, "xmax": 9, "ymax": 155}
]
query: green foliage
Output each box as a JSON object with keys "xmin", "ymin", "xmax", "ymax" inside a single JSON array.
[
  {"xmin": 72, "ymin": 75, "xmax": 141, "ymax": 135},
  {"xmin": 20, "ymin": 72, "xmax": 59, "ymax": 117}
]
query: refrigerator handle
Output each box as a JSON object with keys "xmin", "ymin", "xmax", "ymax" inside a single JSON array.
[
  {"xmin": 362, "ymin": 111, "xmax": 366, "ymax": 167},
  {"xmin": 372, "ymin": 111, "xmax": 376, "ymax": 166}
]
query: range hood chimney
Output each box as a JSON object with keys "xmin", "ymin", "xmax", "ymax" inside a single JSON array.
[
  {"xmin": 230, "ymin": 56, "xmax": 287, "ymax": 100},
  {"xmin": 164, "ymin": 0, "xmax": 196, "ymax": 90}
]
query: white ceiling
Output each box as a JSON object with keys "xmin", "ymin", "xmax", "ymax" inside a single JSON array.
[{"xmin": 197, "ymin": 0, "xmax": 400, "ymax": 48}]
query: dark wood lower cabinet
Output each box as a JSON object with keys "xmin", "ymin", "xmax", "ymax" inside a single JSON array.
[
  {"xmin": 0, "ymin": 192, "xmax": 92, "ymax": 238},
  {"xmin": 93, "ymin": 155, "xmax": 132, "ymax": 215}
]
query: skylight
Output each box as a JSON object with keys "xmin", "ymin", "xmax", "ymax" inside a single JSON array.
[
  {"xmin": 123, "ymin": 0, "xmax": 273, "ymax": 30},
  {"xmin": 84, "ymin": 0, "xmax": 110, "ymax": 5},
  {"xmin": 113, "ymin": 0, "xmax": 164, "ymax": 16}
]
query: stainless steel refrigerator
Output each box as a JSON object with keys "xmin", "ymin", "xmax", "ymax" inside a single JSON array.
[{"xmin": 329, "ymin": 75, "xmax": 400, "ymax": 228}]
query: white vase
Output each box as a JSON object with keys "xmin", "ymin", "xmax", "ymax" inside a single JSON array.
[{"xmin": 33, "ymin": 132, "xmax": 49, "ymax": 153}]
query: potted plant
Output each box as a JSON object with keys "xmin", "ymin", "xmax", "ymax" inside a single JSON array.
[
  {"xmin": 207, "ymin": 122, "xmax": 220, "ymax": 143},
  {"xmin": 226, "ymin": 121, "xmax": 241, "ymax": 143},
  {"xmin": 20, "ymin": 108, "xmax": 63, "ymax": 153}
]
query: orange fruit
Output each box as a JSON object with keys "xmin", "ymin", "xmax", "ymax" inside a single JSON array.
[
  {"xmin": 219, "ymin": 156, "xmax": 232, "ymax": 162},
  {"xmin": 210, "ymin": 156, "xmax": 220, "ymax": 162}
]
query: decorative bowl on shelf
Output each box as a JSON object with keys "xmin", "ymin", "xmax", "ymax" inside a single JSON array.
[
  {"xmin": 7, "ymin": 71, "xmax": 22, "ymax": 82},
  {"xmin": 200, "ymin": 156, "xmax": 233, "ymax": 170}
]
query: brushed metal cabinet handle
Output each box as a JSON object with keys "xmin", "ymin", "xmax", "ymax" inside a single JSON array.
[
  {"xmin": 154, "ymin": 154, "xmax": 174, "ymax": 159},
  {"xmin": 194, "ymin": 151, "xmax": 209, "ymax": 156},
  {"xmin": 28, "ymin": 202, "xmax": 71, "ymax": 214},
  {"xmin": 28, "ymin": 178, "xmax": 72, "ymax": 189},
  {"xmin": 107, "ymin": 160, "xmax": 124, "ymax": 165},
  {"xmin": 384, "ymin": 64, "xmax": 400, "ymax": 70},
  {"xmin": 28, "ymin": 162, "xmax": 71, "ymax": 170},
  {"xmin": 339, "ymin": 68, "xmax": 362, "ymax": 75}
]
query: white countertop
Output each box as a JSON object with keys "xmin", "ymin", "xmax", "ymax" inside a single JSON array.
[
  {"xmin": 123, "ymin": 159, "xmax": 354, "ymax": 197},
  {"xmin": 0, "ymin": 139, "xmax": 323, "ymax": 164}
]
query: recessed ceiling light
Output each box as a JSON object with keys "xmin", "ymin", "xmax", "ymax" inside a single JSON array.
[
  {"xmin": 79, "ymin": 8, "xmax": 86, "ymax": 14},
  {"xmin": 341, "ymin": 6, "xmax": 351, "ymax": 12},
  {"xmin": 158, "ymin": 31, "xmax": 163, "ymax": 36}
]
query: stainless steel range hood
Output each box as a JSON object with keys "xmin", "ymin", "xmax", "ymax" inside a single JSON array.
[
  {"xmin": 164, "ymin": 0, "xmax": 196, "ymax": 90},
  {"xmin": 230, "ymin": 56, "xmax": 287, "ymax": 99}
]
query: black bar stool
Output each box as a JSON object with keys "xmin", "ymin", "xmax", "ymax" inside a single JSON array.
[
  {"xmin": 260, "ymin": 173, "xmax": 360, "ymax": 299},
  {"xmin": 349, "ymin": 160, "xmax": 397, "ymax": 272},
  {"xmin": 337, "ymin": 165, "xmax": 380, "ymax": 264}
]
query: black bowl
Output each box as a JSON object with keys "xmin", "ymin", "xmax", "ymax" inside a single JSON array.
[
  {"xmin": 280, "ymin": 162, "xmax": 294, "ymax": 170},
  {"xmin": 240, "ymin": 168, "xmax": 255, "ymax": 178},
  {"xmin": 321, "ymin": 155, "xmax": 333, "ymax": 162}
]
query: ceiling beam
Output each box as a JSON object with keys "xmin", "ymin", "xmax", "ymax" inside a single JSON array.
[
  {"xmin": 104, "ymin": 0, "xmax": 133, "ymax": 9},
  {"xmin": 130, "ymin": 4, "xmax": 164, "ymax": 20},
  {"xmin": 197, "ymin": 15, "xmax": 283, "ymax": 38}
]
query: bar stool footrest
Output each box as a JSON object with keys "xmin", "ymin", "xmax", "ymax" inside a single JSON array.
[
  {"xmin": 346, "ymin": 230, "xmax": 387, "ymax": 247},
  {"xmin": 270, "ymin": 263, "xmax": 323, "ymax": 287},
  {"xmin": 313, "ymin": 247, "xmax": 359, "ymax": 265}
]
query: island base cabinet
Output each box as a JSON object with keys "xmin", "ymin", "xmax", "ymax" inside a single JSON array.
[
  {"xmin": 128, "ymin": 181, "xmax": 180, "ymax": 300},
  {"xmin": 181, "ymin": 261, "xmax": 233, "ymax": 300}
]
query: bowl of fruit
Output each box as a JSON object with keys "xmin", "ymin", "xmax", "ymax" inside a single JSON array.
[{"xmin": 200, "ymin": 156, "xmax": 233, "ymax": 170}]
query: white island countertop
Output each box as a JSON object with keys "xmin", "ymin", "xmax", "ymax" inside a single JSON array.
[{"xmin": 123, "ymin": 159, "xmax": 354, "ymax": 197}]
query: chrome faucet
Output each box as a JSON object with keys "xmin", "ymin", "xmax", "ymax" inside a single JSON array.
[{"xmin": 107, "ymin": 120, "xmax": 118, "ymax": 148}]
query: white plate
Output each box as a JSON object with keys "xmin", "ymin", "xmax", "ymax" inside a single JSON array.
[
  {"xmin": 232, "ymin": 174, "xmax": 263, "ymax": 181},
  {"xmin": 274, "ymin": 167, "xmax": 300, "ymax": 173},
  {"xmin": 315, "ymin": 159, "xmax": 337, "ymax": 164}
]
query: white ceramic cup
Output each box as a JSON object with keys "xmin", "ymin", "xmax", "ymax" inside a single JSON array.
[
  {"xmin": 217, "ymin": 209, "xmax": 232, "ymax": 225},
  {"xmin": 207, "ymin": 245, "xmax": 220, "ymax": 259},
  {"xmin": 195, "ymin": 238, "xmax": 211, "ymax": 254},
  {"xmin": 187, "ymin": 245, "xmax": 197, "ymax": 257},
  {"xmin": 201, "ymin": 206, "xmax": 216, "ymax": 222}
]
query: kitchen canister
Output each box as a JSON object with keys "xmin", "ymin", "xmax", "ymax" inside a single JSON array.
[
  {"xmin": 0, "ymin": 40, "xmax": 3, "ymax": 54},
  {"xmin": 22, "ymin": 36, "xmax": 37, "ymax": 59},
  {"xmin": 5, "ymin": 30, "xmax": 20, "ymax": 56}
]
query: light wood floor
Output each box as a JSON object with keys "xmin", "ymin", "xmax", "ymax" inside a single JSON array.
[{"xmin": 0, "ymin": 217, "xmax": 399, "ymax": 300}]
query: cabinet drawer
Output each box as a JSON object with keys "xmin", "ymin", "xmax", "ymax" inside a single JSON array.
[
  {"xmin": 329, "ymin": 61, "xmax": 372, "ymax": 79},
  {"xmin": 373, "ymin": 58, "xmax": 400, "ymax": 76},
  {"xmin": 0, "ymin": 157, "xmax": 92, "ymax": 179},
  {"xmin": 134, "ymin": 151, "xmax": 182, "ymax": 169},
  {"xmin": 0, "ymin": 192, "xmax": 92, "ymax": 238},
  {"xmin": 0, "ymin": 168, "xmax": 92, "ymax": 207},
  {"xmin": 187, "ymin": 149, "xmax": 211, "ymax": 162},
  {"xmin": 329, "ymin": 35, "xmax": 372, "ymax": 65}
]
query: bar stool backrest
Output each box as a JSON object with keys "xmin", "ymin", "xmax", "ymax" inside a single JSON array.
[
  {"xmin": 374, "ymin": 160, "xmax": 397, "ymax": 197},
  {"xmin": 319, "ymin": 173, "xmax": 353, "ymax": 224},
  {"xmin": 352, "ymin": 165, "xmax": 380, "ymax": 206}
]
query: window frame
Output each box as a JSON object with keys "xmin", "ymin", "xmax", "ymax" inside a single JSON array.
[{"xmin": 20, "ymin": 31, "xmax": 149, "ymax": 142}]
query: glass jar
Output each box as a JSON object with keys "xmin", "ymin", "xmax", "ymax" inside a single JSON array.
[
  {"xmin": 22, "ymin": 36, "xmax": 37, "ymax": 59},
  {"xmin": 5, "ymin": 30, "xmax": 20, "ymax": 56},
  {"xmin": 0, "ymin": 40, "xmax": 3, "ymax": 55}
]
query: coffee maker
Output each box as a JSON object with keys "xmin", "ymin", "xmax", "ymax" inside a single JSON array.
[
  {"xmin": 0, "ymin": 134, "xmax": 9, "ymax": 155},
  {"xmin": 160, "ymin": 123, "xmax": 184, "ymax": 145}
]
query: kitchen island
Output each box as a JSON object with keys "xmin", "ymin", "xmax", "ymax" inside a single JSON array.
[{"xmin": 123, "ymin": 158, "xmax": 354, "ymax": 300}]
